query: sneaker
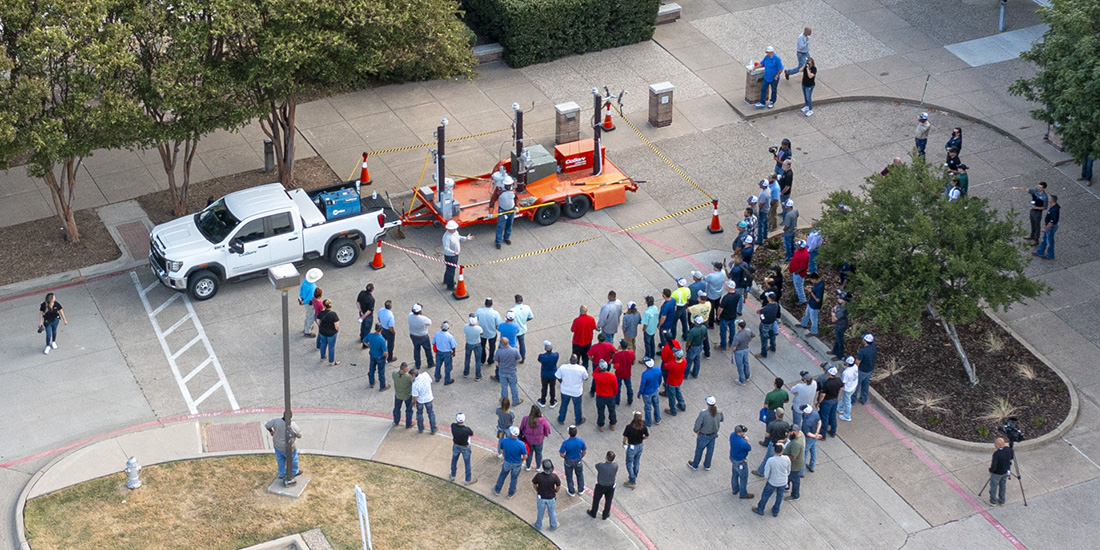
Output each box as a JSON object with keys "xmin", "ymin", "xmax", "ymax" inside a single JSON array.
[
  {"xmin": 767, "ymin": 103, "xmax": 774, "ymax": 109},
  {"xmin": 549, "ymin": 402, "xmax": 557, "ymax": 409},
  {"xmin": 493, "ymin": 490, "xmax": 501, "ymax": 496},
  {"xmin": 44, "ymin": 346, "xmax": 50, "ymax": 355},
  {"xmin": 705, "ymin": 467, "xmax": 711, "ymax": 471},
  {"xmin": 687, "ymin": 461, "xmax": 698, "ymax": 471},
  {"xmin": 754, "ymin": 103, "xmax": 766, "ymax": 108},
  {"xmin": 805, "ymin": 110, "xmax": 813, "ymax": 117},
  {"xmin": 465, "ymin": 478, "xmax": 478, "ymax": 485},
  {"xmin": 568, "ymin": 490, "xmax": 576, "ymax": 497},
  {"xmin": 800, "ymin": 106, "xmax": 809, "ymax": 112},
  {"xmin": 841, "ymin": 416, "xmax": 852, "ymax": 422},
  {"xmin": 525, "ymin": 465, "xmax": 532, "ymax": 471},
  {"xmin": 51, "ymin": 341, "xmax": 58, "ymax": 349},
  {"xmin": 537, "ymin": 400, "xmax": 546, "ymax": 408},
  {"xmin": 449, "ymin": 475, "xmax": 456, "ymax": 481}
]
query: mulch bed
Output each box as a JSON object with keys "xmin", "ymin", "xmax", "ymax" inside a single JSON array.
[
  {"xmin": 747, "ymin": 230, "xmax": 1070, "ymax": 443},
  {"xmin": 0, "ymin": 209, "xmax": 120, "ymax": 288}
]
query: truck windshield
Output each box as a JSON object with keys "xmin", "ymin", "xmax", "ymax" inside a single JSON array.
[{"xmin": 194, "ymin": 199, "xmax": 240, "ymax": 243}]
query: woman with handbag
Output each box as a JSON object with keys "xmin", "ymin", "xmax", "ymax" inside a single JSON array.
[
  {"xmin": 38, "ymin": 292, "xmax": 67, "ymax": 354},
  {"xmin": 316, "ymin": 299, "xmax": 340, "ymax": 366},
  {"xmin": 520, "ymin": 405, "xmax": 551, "ymax": 471}
]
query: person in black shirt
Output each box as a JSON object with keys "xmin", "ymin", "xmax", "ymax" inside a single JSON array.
[
  {"xmin": 944, "ymin": 148, "xmax": 962, "ymax": 175},
  {"xmin": 450, "ymin": 413, "xmax": 476, "ymax": 484},
  {"xmin": 38, "ymin": 292, "xmax": 67, "ymax": 354},
  {"xmin": 800, "ymin": 58, "xmax": 816, "ymax": 116},
  {"xmin": 799, "ymin": 273, "xmax": 824, "ymax": 335},
  {"xmin": 356, "ymin": 283, "xmax": 375, "ymax": 349},
  {"xmin": 758, "ymin": 293, "xmax": 780, "ymax": 358},
  {"xmin": 817, "ymin": 367, "xmax": 842, "ymax": 437},
  {"xmin": 1012, "ymin": 182, "xmax": 1047, "ymax": 242},
  {"xmin": 622, "ymin": 411, "xmax": 650, "ymax": 488},
  {"xmin": 988, "ymin": 437, "xmax": 1014, "ymax": 505},
  {"xmin": 316, "ymin": 299, "xmax": 340, "ymax": 366},
  {"xmin": 1035, "ymin": 195, "xmax": 1059, "ymax": 260},
  {"xmin": 717, "ymin": 280, "xmax": 741, "ymax": 350},
  {"xmin": 532, "ymin": 459, "xmax": 561, "ymax": 530}
]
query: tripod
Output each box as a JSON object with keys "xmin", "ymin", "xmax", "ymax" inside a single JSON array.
[{"xmin": 978, "ymin": 440, "xmax": 1027, "ymax": 506}]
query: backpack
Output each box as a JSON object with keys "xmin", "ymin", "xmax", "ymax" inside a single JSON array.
[{"xmin": 738, "ymin": 263, "xmax": 754, "ymax": 288}]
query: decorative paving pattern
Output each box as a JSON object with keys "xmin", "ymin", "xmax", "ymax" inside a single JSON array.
[
  {"xmin": 116, "ymin": 220, "xmax": 150, "ymax": 261},
  {"xmin": 202, "ymin": 422, "xmax": 266, "ymax": 453}
]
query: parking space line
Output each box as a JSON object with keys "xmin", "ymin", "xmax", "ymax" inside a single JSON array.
[
  {"xmin": 182, "ymin": 357, "xmax": 214, "ymax": 384},
  {"xmin": 151, "ymin": 292, "xmax": 180, "ymax": 316},
  {"xmin": 170, "ymin": 335, "xmax": 202, "ymax": 360},
  {"xmin": 192, "ymin": 380, "xmax": 227, "ymax": 408},
  {"xmin": 162, "ymin": 312, "xmax": 193, "ymax": 336}
]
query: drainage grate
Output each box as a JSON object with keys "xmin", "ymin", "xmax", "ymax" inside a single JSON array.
[{"xmin": 202, "ymin": 422, "xmax": 266, "ymax": 453}]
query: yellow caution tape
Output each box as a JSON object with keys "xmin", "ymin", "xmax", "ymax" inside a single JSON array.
[{"xmin": 612, "ymin": 105, "xmax": 714, "ymax": 201}]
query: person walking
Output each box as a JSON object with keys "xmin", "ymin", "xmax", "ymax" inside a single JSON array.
[
  {"xmin": 520, "ymin": 405, "xmax": 552, "ymax": 471},
  {"xmin": 799, "ymin": 404, "xmax": 822, "ymax": 472},
  {"xmin": 532, "ymin": 459, "xmax": 561, "ymax": 531},
  {"xmin": 785, "ymin": 27, "xmax": 812, "ymax": 79},
  {"xmin": 621, "ymin": 301, "xmax": 641, "ymax": 352},
  {"xmin": 914, "ymin": 112, "xmax": 931, "ymax": 158},
  {"xmin": 597, "ymin": 291, "xmax": 623, "ymax": 343},
  {"xmin": 800, "ymin": 272, "xmax": 824, "ymax": 335},
  {"xmin": 587, "ymin": 451, "xmax": 619, "ymax": 520},
  {"xmin": 752, "ymin": 442, "xmax": 790, "ymax": 517},
  {"xmin": 988, "ymin": 437, "xmax": 1014, "ymax": 505},
  {"xmin": 411, "ymin": 368, "xmax": 437, "ymax": 434},
  {"xmin": 356, "ymin": 283, "xmax": 375, "ymax": 348},
  {"xmin": 299, "ymin": 268, "xmax": 322, "ymax": 337},
  {"xmin": 450, "ymin": 413, "xmax": 477, "ymax": 485},
  {"xmin": 839, "ymin": 356, "xmax": 859, "ymax": 422},
  {"xmin": 556, "ymin": 355, "xmax": 588, "ymax": 425},
  {"xmin": 38, "ymin": 292, "xmax": 67, "ymax": 354},
  {"xmin": 612, "ymin": 340, "xmax": 635, "ymax": 406},
  {"xmin": 856, "ymin": 333, "xmax": 877, "ymax": 404},
  {"xmin": 495, "ymin": 337, "xmax": 523, "ymax": 405},
  {"xmin": 622, "ymin": 411, "xmax": 649, "ymax": 488},
  {"xmin": 559, "ymin": 425, "xmax": 587, "ymax": 496},
  {"xmin": 687, "ymin": 396, "xmax": 724, "ymax": 471},
  {"xmin": 593, "ymin": 360, "xmax": 619, "ymax": 431},
  {"xmin": 729, "ymin": 424, "xmax": 754, "ymax": 499},
  {"xmin": 408, "ymin": 304, "xmax": 434, "ymax": 371},
  {"xmin": 1034, "ymin": 195, "xmax": 1060, "ymax": 260},
  {"xmin": 316, "ymin": 299, "xmax": 340, "ymax": 366},
  {"xmin": 638, "ymin": 358, "xmax": 662, "ymax": 426},
  {"xmin": 831, "ymin": 292, "xmax": 849, "ymax": 359},
  {"xmin": 495, "ymin": 396, "xmax": 515, "ymax": 458},
  {"xmin": 476, "ymin": 298, "xmax": 502, "ymax": 371},
  {"xmin": 365, "ymin": 324, "xmax": 388, "ymax": 390},
  {"xmin": 537, "ymin": 341, "xmax": 559, "ymax": 408},
  {"xmin": 264, "ymin": 415, "xmax": 303, "ymax": 486},
  {"xmin": 800, "ymin": 57, "xmax": 817, "ymax": 116},
  {"xmin": 731, "ymin": 319, "xmax": 754, "ymax": 385},
  {"xmin": 392, "ymin": 362, "xmax": 414, "ymax": 428},
  {"xmin": 493, "ymin": 426, "xmax": 528, "ymax": 498},
  {"xmin": 442, "ymin": 220, "xmax": 473, "ymax": 290},
  {"xmin": 378, "ymin": 300, "xmax": 396, "ymax": 363},
  {"xmin": 784, "ymin": 428, "xmax": 806, "ymax": 500},
  {"xmin": 640, "ymin": 296, "xmax": 660, "ymax": 361},
  {"xmin": 494, "ymin": 181, "xmax": 516, "ymax": 249},
  {"xmin": 463, "ymin": 315, "xmax": 483, "ymax": 379},
  {"xmin": 663, "ymin": 348, "xmax": 687, "ymax": 416},
  {"xmin": 508, "ymin": 295, "xmax": 534, "ymax": 363},
  {"xmin": 570, "ymin": 305, "xmax": 597, "ymax": 369},
  {"xmin": 817, "ymin": 367, "xmax": 842, "ymax": 437},
  {"xmin": 755, "ymin": 46, "xmax": 784, "ymax": 109}
]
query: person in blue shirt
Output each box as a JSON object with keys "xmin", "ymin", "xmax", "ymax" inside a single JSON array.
[
  {"xmin": 494, "ymin": 427, "xmax": 528, "ymax": 497},
  {"xmin": 558, "ymin": 426, "xmax": 587, "ymax": 496},
  {"xmin": 730, "ymin": 424, "xmax": 754, "ymax": 499},
  {"xmin": 497, "ymin": 313, "xmax": 520, "ymax": 379},
  {"xmin": 638, "ymin": 358, "xmax": 663, "ymax": 427},
  {"xmin": 755, "ymin": 46, "xmax": 784, "ymax": 109},
  {"xmin": 657, "ymin": 290, "xmax": 676, "ymax": 347},
  {"xmin": 365, "ymin": 324, "xmax": 388, "ymax": 390},
  {"xmin": 538, "ymin": 341, "xmax": 560, "ymax": 408},
  {"xmin": 432, "ymin": 321, "xmax": 458, "ymax": 385},
  {"xmin": 299, "ymin": 268, "xmax": 322, "ymax": 336},
  {"xmin": 378, "ymin": 300, "xmax": 396, "ymax": 363}
]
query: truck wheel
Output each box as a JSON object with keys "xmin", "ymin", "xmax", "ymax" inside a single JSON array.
[
  {"xmin": 563, "ymin": 195, "xmax": 591, "ymax": 219},
  {"xmin": 535, "ymin": 203, "xmax": 561, "ymax": 226},
  {"xmin": 329, "ymin": 238, "xmax": 360, "ymax": 268},
  {"xmin": 187, "ymin": 270, "xmax": 219, "ymax": 301}
]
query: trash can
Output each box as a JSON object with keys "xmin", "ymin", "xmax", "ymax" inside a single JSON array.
[
  {"xmin": 744, "ymin": 64, "xmax": 765, "ymax": 104},
  {"xmin": 648, "ymin": 82, "xmax": 674, "ymax": 128}
]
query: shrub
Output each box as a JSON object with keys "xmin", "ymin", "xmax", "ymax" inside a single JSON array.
[
  {"xmin": 461, "ymin": 0, "xmax": 660, "ymax": 68},
  {"xmin": 1013, "ymin": 361, "xmax": 1036, "ymax": 380},
  {"xmin": 977, "ymin": 426, "xmax": 990, "ymax": 438},
  {"xmin": 978, "ymin": 397, "xmax": 1020, "ymax": 423},
  {"xmin": 984, "ymin": 332, "xmax": 1005, "ymax": 354}
]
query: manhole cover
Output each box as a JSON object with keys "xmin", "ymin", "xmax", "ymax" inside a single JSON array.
[{"xmin": 202, "ymin": 422, "xmax": 266, "ymax": 453}]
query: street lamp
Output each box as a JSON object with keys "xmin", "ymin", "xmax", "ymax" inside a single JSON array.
[{"xmin": 268, "ymin": 263, "xmax": 300, "ymax": 486}]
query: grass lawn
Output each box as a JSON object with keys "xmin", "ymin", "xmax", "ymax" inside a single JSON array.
[{"xmin": 25, "ymin": 455, "xmax": 555, "ymax": 550}]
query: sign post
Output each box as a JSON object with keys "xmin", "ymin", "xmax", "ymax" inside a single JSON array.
[{"xmin": 354, "ymin": 484, "xmax": 373, "ymax": 550}]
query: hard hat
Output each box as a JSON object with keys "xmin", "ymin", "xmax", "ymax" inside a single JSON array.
[{"xmin": 445, "ymin": 220, "xmax": 458, "ymax": 230}]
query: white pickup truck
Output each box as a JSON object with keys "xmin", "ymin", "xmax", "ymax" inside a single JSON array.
[{"xmin": 149, "ymin": 182, "xmax": 400, "ymax": 300}]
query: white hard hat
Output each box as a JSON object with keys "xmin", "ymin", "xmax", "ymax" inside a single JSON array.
[
  {"xmin": 765, "ymin": 46, "xmax": 775, "ymax": 53},
  {"xmin": 445, "ymin": 220, "xmax": 458, "ymax": 230}
]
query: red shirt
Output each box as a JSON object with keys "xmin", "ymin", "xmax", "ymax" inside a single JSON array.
[
  {"xmin": 789, "ymin": 248, "xmax": 809, "ymax": 277},
  {"xmin": 593, "ymin": 370, "xmax": 618, "ymax": 397},
  {"xmin": 661, "ymin": 339, "xmax": 681, "ymax": 364},
  {"xmin": 612, "ymin": 350, "xmax": 635, "ymax": 379},
  {"xmin": 587, "ymin": 342, "xmax": 615, "ymax": 366},
  {"xmin": 571, "ymin": 314, "xmax": 597, "ymax": 346},
  {"xmin": 664, "ymin": 359, "xmax": 686, "ymax": 386}
]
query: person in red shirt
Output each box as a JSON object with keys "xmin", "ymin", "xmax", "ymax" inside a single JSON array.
[
  {"xmin": 663, "ymin": 348, "xmax": 687, "ymax": 416},
  {"xmin": 612, "ymin": 340, "xmax": 636, "ymax": 406},
  {"xmin": 587, "ymin": 333, "xmax": 617, "ymax": 396},
  {"xmin": 571, "ymin": 305, "xmax": 597, "ymax": 369},
  {"xmin": 659, "ymin": 331, "xmax": 682, "ymax": 397},
  {"xmin": 788, "ymin": 239, "xmax": 810, "ymax": 304},
  {"xmin": 593, "ymin": 360, "xmax": 619, "ymax": 430}
]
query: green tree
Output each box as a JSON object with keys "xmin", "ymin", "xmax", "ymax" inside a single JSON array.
[
  {"xmin": 1010, "ymin": 0, "xmax": 1100, "ymax": 164},
  {"xmin": 0, "ymin": 0, "xmax": 143, "ymax": 242},
  {"xmin": 815, "ymin": 156, "xmax": 1046, "ymax": 386},
  {"xmin": 214, "ymin": 0, "xmax": 475, "ymax": 186},
  {"xmin": 126, "ymin": 0, "xmax": 259, "ymax": 217}
]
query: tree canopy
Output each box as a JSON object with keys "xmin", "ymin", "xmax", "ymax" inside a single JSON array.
[{"xmin": 1010, "ymin": 0, "xmax": 1100, "ymax": 164}]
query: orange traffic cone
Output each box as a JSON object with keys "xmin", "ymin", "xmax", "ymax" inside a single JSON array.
[
  {"xmin": 370, "ymin": 238, "xmax": 385, "ymax": 270},
  {"xmin": 453, "ymin": 266, "xmax": 469, "ymax": 300},
  {"xmin": 602, "ymin": 103, "xmax": 615, "ymax": 131},
  {"xmin": 358, "ymin": 152, "xmax": 372, "ymax": 186},
  {"xmin": 707, "ymin": 199, "xmax": 723, "ymax": 234}
]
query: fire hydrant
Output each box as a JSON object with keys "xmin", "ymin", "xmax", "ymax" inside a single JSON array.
[{"xmin": 125, "ymin": 456, "xmax": 142, "ymax": 489}]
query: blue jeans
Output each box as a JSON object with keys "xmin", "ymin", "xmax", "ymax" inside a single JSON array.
[
  {"xmin": 820, "ymin": 398, "xmax": 838, "ymax": 435},
  {"xmin": 495, "ymin": 211, "xmax": 515, "ymax": 245},
  {"xmin": 666, "ymin": 385, "xmax": 685, "ymax": 414},
  {"xmin": 317, "ymin": 333, "xmax": 337, "ymax": 362},
  {"xmin": 789, "ymin": 468, "xmax": 803, "ymax": 499},
  {"xmin": 535, "ymin": 497, "xmax": 558, "ymax": 530},
  {"xmin": 359, "ymin": 314, "xmax": 373, "ymax": 343},
  {"xmin": 801, "ymin": 307, "xmax": 820, "ymax": 335},
  {"xmin": 557, "ymin": 394, "xmax": 583, "ymax": 424},
  {"xmin": 494, "ymin": 461, "xmax": 522, "ymax": 496},
  {"xmin": 643, "ymin": 332, "xmax": 656, "ymax": 361},
  {"xmin": 792, "ymin": 273, "xmax": 806, "ymax": 303},
  {"xmin": 787, "ymin": 51, "xmax": 809, "ymax": 75},
  {"xmin": 525, "ymin": 442, "xmax": 545, "ymax": 469},
  {"xmin": 802, "ymin": 85, "xmax": 814, "ymax": 110},
  {"xmin": 808, "ymin": 249, "xmax": 818, "ymax": 273},
  {"xmin": 451, "ymin": 444, "xmax": 472, "ymax": 481},
  {"xmin": 759, "ymin": 323, "xmax": 776, "ymax": 356},
  {"xmin": 564, "ymin": 459, "xmax": 584, "ymax": 493},
  {"xmin": 517, "ymin": 334, "xmax": 527, "ymax": 361},
  {"xmin": 915, "ymin": 138, "xmax": 928, "ymax": 157},
  {"xmin": 435, "ymin": 351, "xmax": 454, "ymax": 382},
  {"xmin": 805, "ymin": 436, "xmax": 818, "ymax": 469},
  {"xmin": 443, "ymin": 254, "xmax": 458, "ymax": 289},
  {"xmin": 615, "ymin": 377, "xmax": 633, "ymax": 405},
  {"xmin": 731, "ymin": 459, "xmax": 750, "ymax": 497},
  {"xmin": 736, "ymin": 288, "xmax": 746, "ymax": 314},
  {"xmin": 840, "ymin": 388, "xmax": 855, "ymax": 420},
  {"xmin": 760, "ymin": 78, "xmax": 778, "ymax": 104},
  {"xmin": 757, "ymin": 482, "xmax": 786, "ymax": 515},
  {"xmin": 687, "ymin": 346, "xmax": 702, "ymax": 378},
  {"xmin": 758, "ymin": 214, "xmax": 769, "ymax": 243},
  {"xmin": 642, "ymin": 392, "xmax": 661, "ymax": 426},
  {"xmin": 733, "ymin": 349, "xmax": 750, "ymax": 383},
  {"xmin": 691, "ymin": 432, "xmax": 717, "ymax": 469},
  {"xmin": 463, "ymin": 343, "xmax": 482, "ymax": 377},
  {"xmin": 393, "ymin": 397, "xmax": 412, "ymax": 427},
  {"xmin": 1037, "ymin": 224, "xmax": 1058, "ymax": 259},
  {"xmin": 755, "ymin": 441, "xmax": 776, "ymax": 475},
  {"xmin": 411, "ymin": 334, "xmax": 433, "ymax": 369},
  {"xmin": 596, "ymin": 395, "xmax": 617, "ymax": 427},
  {"xmin": 44, "ymin": 319, "xmax": 59, "ymax": 346},
  {"xmin": 369, "ymin": 356, "xmax": 386, "ymax": 388},
  {"xmin": 719, "ymin": 318, "xmax": 736, "ymax": 348},
  {"xmin": 416, "ymin": 400, "xmax": 437, "ymax": 433},
  {"xmin": 601, "ymin": 331, "xmax": 616, "ymax": 343},
  {"xmin": 858, "ymin": 370, "xmax": 872, "ymax": 404},
  {"xmin": 833, "ymin": 325, "xmax": 847, "ymax": 358},
  {"xmin": 784, "ymin": 234, "xmax": 794, "ymax": 261},
  {"xmin": 625, "ymin": 442, "xmax": 644, "ymax": 483},
  {"xmin": 499, "ymin": 371, "xmax": 519, "ymax": 402},
  {"xmin": 1083, "ymin": 154, "xmax": 1093, "ymax": 181},
  {"xmin": 274, "ymin": 446, "xmax": 300, "ymax": 478}
]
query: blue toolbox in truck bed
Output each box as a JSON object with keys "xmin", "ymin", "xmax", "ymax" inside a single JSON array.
[{"xmin": 317, "ymin": 189, "xmax": 361, "ymax": 220}]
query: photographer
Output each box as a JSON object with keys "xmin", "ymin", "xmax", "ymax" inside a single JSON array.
[{"xmin": 988, "ymin": 437, "xmax": 1014, "ymax": 506}]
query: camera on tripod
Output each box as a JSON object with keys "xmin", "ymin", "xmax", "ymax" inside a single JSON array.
[{"xmin": 999, "ymin": 416, "xmax": 1025, "ymax": 444}]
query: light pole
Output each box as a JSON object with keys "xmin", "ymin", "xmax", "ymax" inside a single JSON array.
[{"xmin": 268, "ymin": 263, "xmax": 300, "ymax": 486}]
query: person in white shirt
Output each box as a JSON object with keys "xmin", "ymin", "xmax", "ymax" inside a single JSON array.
[
  {"xmin": 411, "ymin": 370, "xmax": 437, "ymax": 434},
  {"xmin": 508, "ymin": 294, "xmax": 534, "ymax": 363},
  {"xmin": 555, "ymin": 355, "xmax": 589, "ymax": 426},
  {"xmin": 840, "ymin": 356, "xmax": 859, "ymax": 422},
  {"xmin": 442, "ymin": 220, "xmax": 472, "ymax": 291},
  {"xmin": 463, "ymin": 315, "xmax": 484, "ymax": 379},
  {"xmin": 476, "ymin": 298, "xmax": 503, "ymax": 369},
  {"xmin": 789, "ymin": 371, "xmax": 818, "ymax": 427},
  {"xmin": 753, "ymin": 443, "xmax": 791, "ymax": 517}
]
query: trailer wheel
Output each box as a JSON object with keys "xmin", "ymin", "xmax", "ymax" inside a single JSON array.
[
  {"xmin": 329, "ymin": 238, "xmax": 360, "ymax": 268},
  {"xmin": 563, "ymin": 195, "xmax": 591, "ymax": 219},
  {"xmin": 187, "ymin": 270, "xmax": 219, "ymax": 301},
  {"xmin": 534, "ymin": 203, "xmax": 561, "ymax": 226}
]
